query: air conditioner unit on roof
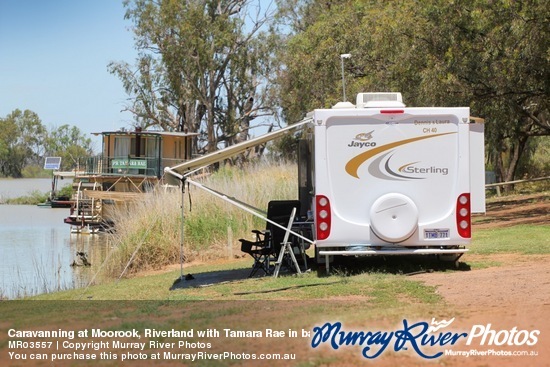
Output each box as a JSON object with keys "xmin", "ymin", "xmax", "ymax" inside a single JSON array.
[{"xmin": 356, "ymin": 92, "xmax": 405, "ymax": 108}]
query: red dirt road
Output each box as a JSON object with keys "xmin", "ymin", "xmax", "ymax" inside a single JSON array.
[{"xmin": 407, "ymin": 193, "xmax": 550, "ymax": 367}]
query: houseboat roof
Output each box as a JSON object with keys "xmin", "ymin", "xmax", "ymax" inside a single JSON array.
[
  {"xmin": 53, "ymin": 171, "xmax": 78, "ymax": 178},
  {"xmin": 91, "ymin": 130, "xmax": 199, "ymax": 137}
]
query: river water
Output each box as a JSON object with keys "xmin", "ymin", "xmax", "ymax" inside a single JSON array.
[
  {"xmin": 0, "ymin": 179, "xmax": 108, "ymax": 299},
  {"xmin": 0, "ymin": 178, "xmax": 52, "ymax": 202}
]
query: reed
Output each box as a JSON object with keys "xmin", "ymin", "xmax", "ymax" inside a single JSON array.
[
  {"xmin": 103, "ymin": 160, "xmax": 298, "ymax": 278},
  {"xmin": 4, "ymin": 190, "xmax": 49, "ymax": 205},
  {"xmin": 3, "ymin": 252, "xmax": 76, "ymax": 299}
]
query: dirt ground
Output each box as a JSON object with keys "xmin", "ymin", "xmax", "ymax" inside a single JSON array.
[
  {"xmin": 472, "ymin": 192, "xmax": 550, "ymax": 229},
  {"xmin": 415, "ymin": 192, "xmax": 550, "ymax": 308},
  {"xmin": 404, "ymin": 255, "xmax": 549, "ymax": 366},
  {"xmin": 406, "ymin": 192, "xmax": 550, "ymax": 366}
]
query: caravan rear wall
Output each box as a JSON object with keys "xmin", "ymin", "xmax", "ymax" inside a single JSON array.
[{"xmin": 310, "ymin": 93, "xmax": 485, "ymax": 261}]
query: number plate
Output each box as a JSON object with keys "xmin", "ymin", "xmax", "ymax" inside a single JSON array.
[{"xmin": 424, "ymin": 229, "xmax": 450, "ymax": 239}]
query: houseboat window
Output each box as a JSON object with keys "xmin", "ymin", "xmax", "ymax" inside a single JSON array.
[
  {"xmin": 174, "ymin": 140, "xmax": 183, "ymax": 159},
  {"xmin": 145, "ymin": 137, "xmax": 158, "ymax": 158},
  {"xmin": 114, "ymin": 137, "xmax": 131, "ymax": 158},
  {"xmin": 186, "ymin": 137, "xmax": 192, "ymax": 159},
  {"xmin": 128, "ymin": 136, "xmax": 158, "ymax": 157}
]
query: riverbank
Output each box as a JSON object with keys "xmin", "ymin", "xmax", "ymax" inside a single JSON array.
[
  {"xmin": 7, "ymin": 222, "xmax": 549, "ymax": 367},
  {"xmin": 24, "ymin": 191, "xmax": 550, "ymax": 301},
  {"xmin": 25, "ymin": 187, "xmax": 550, "ymax": 301},
  {"xmin": 1, "ymin": 190, "xmax": 49, "ymax": 205},
  {"xmin": 27, "ymin": 218, "xmax": 550, "ymax": 301}
]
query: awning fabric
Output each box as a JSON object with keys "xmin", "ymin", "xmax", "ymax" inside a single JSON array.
[{"xmin": 166, "ymin": 119, "xmax": 311, "ymax": 176}]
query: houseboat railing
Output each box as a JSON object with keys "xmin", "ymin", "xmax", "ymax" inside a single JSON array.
[
  {"xmin": 79, "ymin": 156, "xmax": 162, "ymax": 177},
  {"xmin": 78, "ymin": 156, "xmax": 188, "ymax": 178}
]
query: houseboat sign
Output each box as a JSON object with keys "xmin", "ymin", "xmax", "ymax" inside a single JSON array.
[{"xmin": 111, "ymin": 159, "xmax": 148, "ymax": 169}]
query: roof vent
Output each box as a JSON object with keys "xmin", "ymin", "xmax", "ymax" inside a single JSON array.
[
  {"xmin": 331, "ymin": 101, "xmax": 355, "ymax": 109},
  {"xmin": 356, "ymin": 92, "xmax": 405, "ymax": 108}
]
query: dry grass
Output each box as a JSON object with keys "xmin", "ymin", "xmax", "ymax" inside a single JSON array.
[{"xmin": 102, "ymin": 160, "xmax": 298, "ymax": 278}]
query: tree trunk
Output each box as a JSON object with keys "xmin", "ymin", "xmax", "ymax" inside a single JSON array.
[{"xmin": 498, "ymin": 135, "xmax": 529, "ymax": 193}]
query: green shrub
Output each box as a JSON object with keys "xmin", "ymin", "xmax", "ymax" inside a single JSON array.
[{"xmin": 5, "ymin": 190, "xmax": 49, "ymax": 205}]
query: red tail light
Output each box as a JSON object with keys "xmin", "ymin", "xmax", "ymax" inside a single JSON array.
[
  {"xmin": 316, "ymin": 195, "xmax": 331, "ymax": 240},
  {"xmin": 380, "ymin": 110, "xmax": 404, "ymax": 114},
  {"xmin": 456, "ymin": 193, "xmax": 471, "ymax": 238}
]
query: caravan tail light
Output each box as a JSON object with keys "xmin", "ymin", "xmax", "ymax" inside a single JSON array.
[
  {"xmin": 380, "ymin": 110, "xmax": 404, "ymax": 114},
  {"xmin": 316, "ymin": 195, "xmax": 331, "ymax": 240},
  {"xmin": 456, "ymin": 193, "xmax": 471, "ymax": 238}
]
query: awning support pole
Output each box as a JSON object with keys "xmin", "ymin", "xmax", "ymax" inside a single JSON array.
[
  {"xmin": 186, "ymin": 178, "xmax": 314, "ymax": 245},
  {"xmin": 167, "ymin": 170, "xmax": 191, "ymax": 282},
  {"xmin": 179, "ymin": 175, "xmax": 185, "ymax": 281}
]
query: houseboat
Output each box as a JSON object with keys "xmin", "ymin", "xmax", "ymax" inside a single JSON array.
[{"xmin": 64, "ymin": 127, "xmax": 196, "ymax": 232}]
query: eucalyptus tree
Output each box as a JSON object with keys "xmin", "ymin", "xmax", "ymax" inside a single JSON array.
[
  {"xmin": 0, "ymin": 109, "xmax": 46, "ymax": 178},
  {"xmin": 44, "ymin": 125, "xmax": 94, "ymax": 171},
  {"xmin": 275, "ymin": 0, "xmax": 362, "ymax": 123},
  {"xmin": 110, "ymin": 0, "xmax": 280, "ymax": 154},
  {"xmin": 277, "ymin": 0, "xmax": 549, "ymax": 185},
  {"xmin": 390, "ymin": 0, "xmax": 549, "ymax": 186}
]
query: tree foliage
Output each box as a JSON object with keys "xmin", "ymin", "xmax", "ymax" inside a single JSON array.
[
  {"xmin": 277, "ymin": 0, "xmax": 549, "ymax": 184},
  {"xmin": 44, "ymin": 124, "xmax": 94, "ymax": 171},
  {"xmin": 0, "ymin": 110, "xmax": 93, "ymax": 177},
  {"xmin": 110, "ymin": 0, "xmax": 281, "ymax": 154},
  {"xmin": 0, "ymin": 110, "xmax": 46, "ymax": 177}
]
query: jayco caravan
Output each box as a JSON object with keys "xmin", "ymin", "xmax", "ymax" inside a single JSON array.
[{"xmin": 299, "ymin": 93, "xmax": 485, "ymax": 266}]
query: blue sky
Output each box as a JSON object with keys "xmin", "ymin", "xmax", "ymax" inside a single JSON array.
[{"xmin": 0, "ymin": 0, "xmax": 137, "ymax": 150}]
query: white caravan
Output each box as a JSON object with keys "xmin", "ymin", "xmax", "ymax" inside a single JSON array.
[{"xmin": 300, "ymin": 93, "xmax": 485, "ymax": 265}]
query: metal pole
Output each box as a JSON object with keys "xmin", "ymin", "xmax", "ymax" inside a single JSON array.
[
  {"xmin": 180, "ymin": 178, "xmax": 185, "ymax": 280},
  {"xmin": 341, "ymin": 57, "xmax": 346, "ymax": 102},
  {"xmin": 340, "ymin": 54, "xmax": 351, "ymax": 102}
]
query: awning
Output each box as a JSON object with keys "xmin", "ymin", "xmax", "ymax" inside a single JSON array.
[{"xmin": 165, "ymin": 119, "xmax": 311, "ymax": 176}]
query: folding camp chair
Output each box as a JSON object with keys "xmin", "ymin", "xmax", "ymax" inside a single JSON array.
[
  {"xmin": 239, "ymin": 200, "xmax": 301, "ymax": 277},
  {"xmin": 239, "ymin": 229, "xmax": 273, "ymax": 277},
  {"xmin": 272, "ymin": 207, "xmax": 301, "ymax": 278}
]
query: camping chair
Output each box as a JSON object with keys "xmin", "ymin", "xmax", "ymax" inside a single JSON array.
[
  {"xmin": 272, "ymin": 207, "xmax": 300, "ymax": 278},
  {"xmin": 239, "ymin": 200, "xmax": 301, "ymax": 277}
]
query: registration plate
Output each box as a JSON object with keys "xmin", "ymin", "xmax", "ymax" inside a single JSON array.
[{"xmin": 424, "ymin": 229, "xmax": 450, "ymax": 239}]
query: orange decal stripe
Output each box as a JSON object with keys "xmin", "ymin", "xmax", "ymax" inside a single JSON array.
[{"xmin": 398, "ymin": 161, "xmax": 420, "ymax": 172}]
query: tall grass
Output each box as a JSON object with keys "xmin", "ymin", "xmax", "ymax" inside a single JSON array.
[{"xmin": 103, "ymin": 160, "xmax": 298, "ymax": 278}]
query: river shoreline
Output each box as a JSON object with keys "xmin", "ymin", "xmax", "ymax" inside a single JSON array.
[{"xmin": 0, "ymin": 179, "xmax": 109, "ymax": 299}]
